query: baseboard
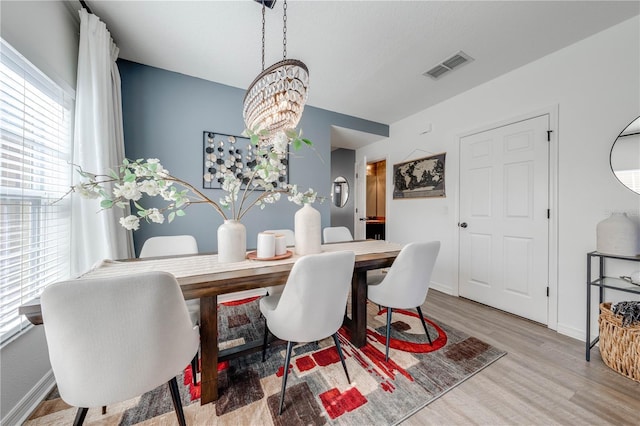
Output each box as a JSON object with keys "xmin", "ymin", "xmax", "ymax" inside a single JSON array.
[
  {"xmin": 556, "ymin": 323, "xmax": 585, "ymax": 342},
  {"xmin": 430, "ymin": 281, "xmax": 455, "ymax": 296},
  {"xmin": 2, "ymin": 370, "xmax": 55, "ymax": 426}
]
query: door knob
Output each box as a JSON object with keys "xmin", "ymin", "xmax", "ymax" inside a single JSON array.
[
  {"xmin": 459, "ymin": 222, "xmax": 468, "ymax": 228},
  {"xmin": 359, "ymin": 218, "xmax": 367, "ymax": 221}
]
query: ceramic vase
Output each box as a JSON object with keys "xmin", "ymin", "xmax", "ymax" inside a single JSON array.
[
  {"xmin": 596, "ymin": 212, "xmax": 640, "ymax": 256},
  {"xmin": 294, "ymin": 203, "xmax": 322, "ymax": 256},
  {"xmin": 217, "ymin": 219, "xmax": 247, "ymax": 263}
]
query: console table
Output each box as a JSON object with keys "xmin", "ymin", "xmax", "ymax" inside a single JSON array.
[{"xmin": 585, "ymin": 251, "xmax": 640, "ymax": 361}]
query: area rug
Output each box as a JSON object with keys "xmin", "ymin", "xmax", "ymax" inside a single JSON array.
[{"xmin": 25, "ymin": 298, "xmax": 506, "ymax": 425}]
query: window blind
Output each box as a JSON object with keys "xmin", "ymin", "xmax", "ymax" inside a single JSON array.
[{"xmin": 0, "ymin": 39, "xmax": 74, "ymax": 342}]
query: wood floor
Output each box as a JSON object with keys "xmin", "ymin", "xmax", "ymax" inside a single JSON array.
[{"xmin": 405, "ymin": 290, "xmax": 639, "ymax": 425}]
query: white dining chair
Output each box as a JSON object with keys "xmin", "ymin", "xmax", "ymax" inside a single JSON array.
[
  {"xmin": 367, "ymin": 241, "xmax": 440, "ymax": 361},
  {"xmin": 323, "ymin": 226, "xmax": 354, "ymax": 243},
  {"xmin": 263, "ymin": 229, "xmax": 295, "ymax": 297},
  {"xmin": 260, "ymin": 250, "xmax": 355, "ymax": 415},
  {"xmin": 41, "ymin": 272, "xmax": 199, "ymax": 426},
  {"xmin": 140, "ymin": 234, "xmax": 201, "ymax": 385}
]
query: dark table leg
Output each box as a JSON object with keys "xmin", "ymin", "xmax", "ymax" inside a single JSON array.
[
  {"xmin": 586, "ymin": 254, "xmax": 591, "ymax": 361},
  {"xmin": 350, "ymin": 270, "xmax": 368, "ymax": 348},
  {"xmin": 200, "ymin": 295, "xmax": 218, "ymax": 404}
]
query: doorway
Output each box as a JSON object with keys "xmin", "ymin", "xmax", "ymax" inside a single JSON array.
[
  {"xmin": 365, "ymin": 160, "xmax": 386, "ymax": 240},
  {"xmin": 458, "ymin": 114, "xmax": 550, "ymax": 325}
]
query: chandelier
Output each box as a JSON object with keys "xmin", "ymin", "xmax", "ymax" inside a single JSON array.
[{"xmin": 243, "ymin": 0, "xmax": 309, "ymax": 139}]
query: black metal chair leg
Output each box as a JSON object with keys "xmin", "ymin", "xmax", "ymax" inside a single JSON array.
[
  {"xmin": 73, "ymin": 407, "xmax": 88, "ymax": 426},
  {"xmin": 190, "ymin": 353, "xmax": 198, "ymax": 385},
  {"xmin": 416, "ymin": 306, "xmax": 433, "ymax": 345},
  {"xmin": 385, "ymin": 307, "xmax": 392, "ymax": 362},
  {"xmin": 101, "ymin": 406, "xmax": 107, "ymax": 415},
  {"xmin": 262, "ymin": 317, "xmax": 270, "ymax": 362},
  {"xmin": 168, "ymin": 377, "xmax": 187, "ymax": 426},
  {"xmin": 278, "ymin": 341, "xmax": 294, "ymax": 415},
  {"xmin": 332, "ymin": 333, "xmax": 350, "ymax": 384}
]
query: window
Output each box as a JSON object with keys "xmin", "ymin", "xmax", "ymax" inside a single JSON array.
[{"xmin": 0, "ymin": 39, "xmax": 74, "ymax": 342}]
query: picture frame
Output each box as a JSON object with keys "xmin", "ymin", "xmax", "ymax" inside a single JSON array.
[
  {"xmin": 202, "ymin": 131, "xmax": 289, "ymax": 190},
  {"xmin": 393, "ymin": 152, "xmax": 446, "ymax": 199}
]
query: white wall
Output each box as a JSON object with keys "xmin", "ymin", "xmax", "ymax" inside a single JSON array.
[
  {"xmin": 0, "ymin": 1, "xmax": 79, "ymax": 424},
  {"xmin": 357, "ymin": 16, "xmax": 640, "ymax": 341}
]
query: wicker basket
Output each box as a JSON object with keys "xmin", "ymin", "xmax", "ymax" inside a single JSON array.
[{"xmin": 598, "ymin": 302, "xmax": 640, "ymax": 382}]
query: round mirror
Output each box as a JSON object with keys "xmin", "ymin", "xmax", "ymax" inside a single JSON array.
[
  {"xmin": 610, "ymin": 116, "xmax": 640, "ymax": 195},
  {"xmin": 332, "ymin": 176, "xmax": 349, "ymax": 208}
]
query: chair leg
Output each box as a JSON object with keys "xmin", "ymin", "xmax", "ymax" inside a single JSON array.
[
  {"xmin": 278, "ymin": 341, "xmax": 294, "ymax": 415},
  {"xmin": 73, "ymin": 407, "xmax": 88, "ymax": 426},
  {"xmin": 332, "ymin": 333, "xmax": 350, "ymax": 384},
  {"xmin": 191, "ymin": 353, "xmax": 199, "ymax": 386},
  {"xmin": 416, "ymin": 306, "xmax": 433, "ymax": 345},
  {"xmin": 385, "ymin": 307, "xmax": 392, "ymax": 362},
  {"xmin": 101, "ymin": 406, "xmax": 107, "ymax": 415},
  {"xmin": 168, "ymin": 377, "xmax": 187, "ymax": 426},
  {"xmin": 262, "ymin": 317, "xmax": 270, "ymax": 362}
]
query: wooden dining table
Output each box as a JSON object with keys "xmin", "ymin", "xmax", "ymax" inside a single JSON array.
[{"xmin": 19, "ymin": 240, "xmax": 402, "ymax": 405}]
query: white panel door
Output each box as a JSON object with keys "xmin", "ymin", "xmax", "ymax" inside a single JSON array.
[
  {"xmin": 354, "ymin": 156, "xmax": 367, "ymax": 240},
  {"xmin": 459, "ymin": 115, "xmax": 549, "ymax": 324}
]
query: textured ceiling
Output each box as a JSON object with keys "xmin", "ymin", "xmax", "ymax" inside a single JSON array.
[{"xmin": 82, "ymin": 1, "xmax": 639, "ymax": 148}]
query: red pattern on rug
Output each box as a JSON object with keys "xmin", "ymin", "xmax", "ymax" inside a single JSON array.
[
  {"xmin": 319, "ymin": 387, "xmax": 368, "ymax": 419},
  {"xmin": 220, "ymin": 296, "xmax": 261, "ymax": 306},
  {"xmin": 369, "ymin": 308, "xmax": 448, "ymax": 353},
  {"xmin": 312, "ymin": 346, "xmax": 342, "ymax": 366},
  {"xmin": 295, "ymin": 355, "xmax": 317, "ymax": 372}
]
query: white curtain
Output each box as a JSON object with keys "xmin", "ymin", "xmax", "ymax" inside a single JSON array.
[{"xmin": 71, "ymin": 9, "xmax": 133, "ymax": 277}]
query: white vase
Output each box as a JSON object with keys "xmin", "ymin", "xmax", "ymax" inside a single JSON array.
[
  {"xmin": 217, "ymin": 219, "xmax": 247, "ymax": 263},
  {"xmin": 596, "ymin": 212, "xmax": 640, "ymax": 256},
  {"xmin": 294, "ymin": 203, "xmax": 322, "ymax": 256}
]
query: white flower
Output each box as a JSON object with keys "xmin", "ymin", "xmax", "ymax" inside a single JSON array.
[
  {"xmin": 113, "ymin": 181, "xmax": 142, "ymax": 201},
  {"xmin": 147, "ymin": 208, "xmax": 164, "ymax": 224},
  {"xmin": 271, "ymin": 131, "xmax": 289, "ymax": 154},
  {"xmin": 119, "ymin": 215, "xmax": 140, "ymax": 230},
  {"xmin": 138, "ymin": 179, "xmax": 160, "ymax": 196},
  {"xmin": 73, "ymin": 183, "xmax": 99, "ymax": 199}
]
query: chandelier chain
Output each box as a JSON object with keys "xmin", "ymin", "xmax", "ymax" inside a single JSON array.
[
  {"xmin": 261, "ymin": 1, "xmax": 266, "ymax": 71},
  {"xmin": 282, "ymin": 0, "xmax": 288, "ymax": 60}
]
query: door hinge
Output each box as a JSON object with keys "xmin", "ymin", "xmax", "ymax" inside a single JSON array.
[
  {"xmin": 547, "ymin": 209, "xmax": 550, "ymax": 219},
  {"xmin": 547, "ymin": 130, "xmax": 552, "ymax": 142},
  {"xmin": 546, "ymin": 286, "xmax": 549, "ymax": 297}
]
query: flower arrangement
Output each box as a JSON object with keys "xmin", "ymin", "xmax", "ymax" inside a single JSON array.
[{"xmin": 69, "ymin": 129, "xmax": 320, "ymax": 231}]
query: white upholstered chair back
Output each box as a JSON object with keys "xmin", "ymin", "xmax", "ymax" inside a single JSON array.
[
  {"xmin": 139, "ymin": 235, "xmax": 198, "ymax": 258},
  {"xmin": 368, "ymin": 241, "xmax": 441, "ymax": 309},
  {"xmin": 263, "ymin": 250, "xmax": 355, "ymax": 343},
  {"xmin": 323, "ymin": 226, "xmax": 354, "ymax": 243},
  {"xmin": 41, "ymin": 271, "xmax": 199, "ymax": 408}
]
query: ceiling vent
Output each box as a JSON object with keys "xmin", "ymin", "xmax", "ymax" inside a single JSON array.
[{"xmin": 424, "ymin": 51, "xmax": 474, "ymax": 80}]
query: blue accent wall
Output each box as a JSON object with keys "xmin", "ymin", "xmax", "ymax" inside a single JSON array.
[{"xmin": 118, "ymin": 59, "xmax": 388, "ymax": 254}]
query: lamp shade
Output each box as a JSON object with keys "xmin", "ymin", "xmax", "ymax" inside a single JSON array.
[{"xmin": 243, "ymin": 59, "xmax": 309, "ymax": 136}]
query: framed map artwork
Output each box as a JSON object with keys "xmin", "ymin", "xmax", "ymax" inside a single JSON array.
[{"xmin": 393, "ymin": 152, "xmax": 446, "ymax": 199}]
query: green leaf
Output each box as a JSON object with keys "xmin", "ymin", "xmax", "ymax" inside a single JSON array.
[
  {"xmin": 137, "ymin": 210, "xmax": 147, "ymax": 217},
  {"xmin": 133, "ymin": 201, "xmax": 143, "ymax": 210},
  {"xmin": 123, "ymin": 173, "xmax": 136, "ymax": 183},
  {"xmin": 292, "ymin": 139, "xmax": 302, "ymax": 150},
  {"xmin": 123, "ymin": 158, "xmax": 130, "ymax": 165},
  {"xmin": 168, "ymin": 212, "xmax": 176, "ymax": 223},
  {"xmin": 176, "ymin": 210, "xmax": 186, "ymax": 217},
  {"xmin": 250, "ymin": 134, "xmax": 259, "ymax": 146},
  {"xmin": 108, "ymin": 169, "xmax": 119, "ymax": 179},
  {"xmin": 302, "ymin": 138, "xmax": 313, "ymax": 146},
  {"xmin": 285, "ymin": 129, "xmax": 297, "ymax": 139},
  {"xmin": 100, "ymin": 199, "xmax": 113, "ymax": 208}
]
